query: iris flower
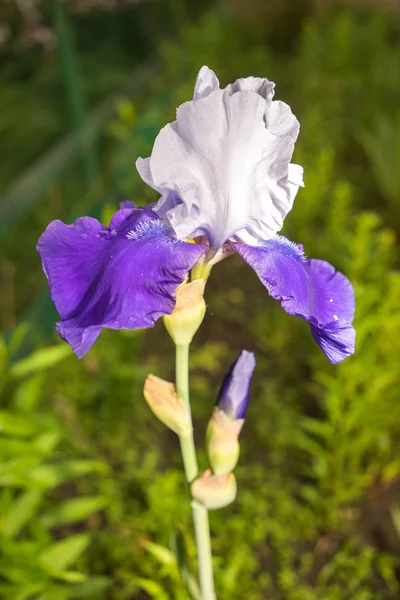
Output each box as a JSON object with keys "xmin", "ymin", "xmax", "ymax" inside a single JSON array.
[{"xmin": 37, "ymin": 66, "xmax": 355, "ymax": 363}]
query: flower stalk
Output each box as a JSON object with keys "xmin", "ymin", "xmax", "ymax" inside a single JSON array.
[
  {"xmin": 175, "ymin": 343, "xmax": 198, "ymax": 483},
  {"xmin": 175, "ymin": 342, "xmax": 216, "ymax": 600}
]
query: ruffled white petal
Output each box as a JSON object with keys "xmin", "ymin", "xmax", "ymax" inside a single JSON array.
[
  {"xmin": 225, "ymin": 75, "xmax": 275, "ymax": 102},
  {"xmin": 136, "ymin": 156, "xmax": 157, "ymax": 189},
  {"xmin": 136, "ymin": 66, "xmax": 303, "ymax": 252},
  {"xmin": 194, "ymin": 65, "xmax": 220, "ymax": 101}
]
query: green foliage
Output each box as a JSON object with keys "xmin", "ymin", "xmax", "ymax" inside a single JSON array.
[{"xmin": 0, "ymin": 332, "xmax": 112, "ymax": 598}]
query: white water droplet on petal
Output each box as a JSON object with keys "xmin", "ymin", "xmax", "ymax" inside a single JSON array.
[
  {"xmin": 333, "ymin": 314, "xmax": 338, "ymax": 321},
  {"xmin": 329, "ymin": 298, "xmax": 333, "ymax": 303}
]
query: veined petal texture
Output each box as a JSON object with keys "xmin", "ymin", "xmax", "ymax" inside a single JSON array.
[
  {"xmin": 137, "ymin": 66, "xmax": 304, "ymax": 252},
  {"xmin": 232, "ymin": 237, "xmax": 355, "ymax": 364},
  {"xmin": 37, "ymin": 205, "xmax": 206, "ymax": 358}
]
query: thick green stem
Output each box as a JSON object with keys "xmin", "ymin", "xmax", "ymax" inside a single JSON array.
[
  {"xmin": 179, "ymin": 434, "xmax": 198, "ymax": 484},
  {"xmin": 191, "ymin": 500, "xmax": 215, "ymax": 600},
  {"xmin": 175, "ymin": 343, "xmax": 216, "ymax": 600},
  {"xmin": 175, "ymin": 344, "xmax": 197, "ymax": 482}
]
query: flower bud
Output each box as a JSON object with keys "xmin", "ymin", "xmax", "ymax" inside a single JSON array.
[
  {"xmin": 163, "ymin": 279, "xmax": 206, "ymax": 345},
  {"xmin": 191, "ymin": 469, "xmax": 237, "ymax": 510},
  {"xmin": 206, "ymin": 409, "xmax": 243, "ymax": 476},
  {"xmin": 216, "ymin": 350, "xmax": 256, "ymax": 420},
  {"xmin": 143, "ymin": 374, "xmax": 192, "ymax": 437},
  {"xmin": 206, "ymin": 350, "xmax": 256, "ymax": 475}
]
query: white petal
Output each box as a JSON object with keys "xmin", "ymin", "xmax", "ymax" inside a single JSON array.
[
  {"xmin": 137, "ymin": 68, "xmax": 302, "ymax": 252},
  {"xmin": 136, "ymin": 157, "xmax": 158, "ymax": 189},
  {"xmin": 287, "ymin": 163, "xmax": 304, "ymax": 209},
  {"xmin": 265, "ymin": 100, "xmax": 299, "ymax": 139},
  {"xmin": 226, "ymin": 76, "xmax": 275, "ymax": 102},
  {"xmin": 193, "ymin": 66, "xmax": 220, "ymax": 101},
  {"xmin": 288, "ymin": 163, "xmax": 304, "ymax": 187}
]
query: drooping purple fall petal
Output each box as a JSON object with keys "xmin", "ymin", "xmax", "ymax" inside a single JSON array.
[
  {"xmin": 216, "ymin": 350, "xmax": 256, "ymax": 420},
  {"xmin": 231, "ymin": 236, "xmax": 355, "ymax": 363},
  {"xmin": 37, "ymin": 206, "xmax": 206, "ymax": 358}
]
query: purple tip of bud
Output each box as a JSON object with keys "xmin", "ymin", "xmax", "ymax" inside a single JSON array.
[{"xmin": 216, "ymin": 350, "xmax": 256, "ymax": 420}]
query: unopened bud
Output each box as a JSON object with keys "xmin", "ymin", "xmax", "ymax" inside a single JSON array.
[
  {"xmin": 216, "ymin": 350, "xmax": 256, "ymax": 420},
  {"xmin": 206, "ymin": 350, "xmax": 256, "ymax": 474},
  {"xmin": 191, "ymin": 469, "xmax": 237, "ymax": 510},
  {"xmin": 143, "ymin": 374, "xmax": 192, "ymax": 437},
  {"xmin": 163, "ymin": 279, "xmax": 206, "ymax": 345},
  {"xmin": 206, "ymin": 409, "xmax": 243, "ymax": 475}
]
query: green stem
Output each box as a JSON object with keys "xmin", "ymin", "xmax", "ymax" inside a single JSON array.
[
  {"xmin": 191, "ymin": 500, "xmax": 215, "ymax": 600},
  {"xmin": 175, "ymin": 343, "xmax": 216, "ymax": 600},
  {"xmin": 176, "ymin": 344, "xmax": 197, "ymax": 482}
]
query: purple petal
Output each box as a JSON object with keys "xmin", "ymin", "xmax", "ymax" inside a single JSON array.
[
  {"xmin": 306, "ymin": 259, "xmax": 355, "ymax": 324},
  {"xmin": 119, "ymin": 200, "xmax": 136, "ymax": 209},
  {"xmin": 109, "ymin": 207, "xmax": 136, "ymax": 230},
  {"xmin": 310, "ymin": 320, "xmax": 356, "ymax": 364},
  {"xmin": 231, "ymin": 236, "xmax": 355, "ymax": 364},
  {"xmin": 37, "ymin": 207, "xmax": 207, "ymax": 358},
  {"xmin": 217, "ymin": 350, "xmax": 256, "ymax": 420},
  {"xmin": 111, "ymin": 201, "xmax": 154, "ymax": 230}
]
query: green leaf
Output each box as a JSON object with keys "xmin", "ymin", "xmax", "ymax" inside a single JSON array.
[
  {"xmin": 0, "ymin": 437, "xmax": 31, "ymax": 459},
  {"xmin": 7, "ymin": 323, "xmax": 30, "ymax": 361},
  {"xmin": 0, "ymin": 410, "xmax": 40, "ymax": 437},
  {"xmin": 142, "ymin": 540, "xmax": 176, "ymax": 566},
  {"xmin": 14, "ymin": 374, "xmax": 45, "ymax": 412},
  {"xmin": 0, "ymin": 431, "xmax": 60, "ymax": 460},
  {"xmin": 1, "ymin": 490, "xmax": 42, "ymax": 537},
  {"xmin": 39, "ymin": 534, "xmax": 90, "ymax": 573},
  {"xmin": 0, "ymin": 561, "xmax": 46, "ymax": 585},
  {"xmin": 29, "ymin": 460, "xmax": 108, "ymax": 489},
  {"xmin": 301, "ymin": 417, "xmax": 333, "ymax": 439},
  {"xmin": 10, "ymin": 345, "xmax": 72, "ymax": 379},
  {"xmin": 32, "ymin": 431, "xmax": 62, "ymax": 455},
  {"xmin": 133, "ymin": 577, "xmax": 170, "ymax": 599},
  {"xmin": 171, "ymin": 529, "xmax": 200, "ymax": 600},
  {"xmin": 300, "ymin": 484, "xmax": 324, "ymax": 508},
  {"xmin": 42, "ymin": 496, "xmax": 109, "ymax": 528},
  {"xmin": 222, "ymin": 546, "xmax": 247, "ymax": 593},
  {"xmin": 68, "ymin": 577, "xmax": 111, "ymax": 599},
  {"xmin": 52, "ymin": 571, "xmax": 87, "ymax": 584},
  {"xmin": 0, "ymin": 455, "xmax": 41, "ymax": 486},
  {"xmin": 13, "ymin": 582, "xmax": 48, "ymax": 600},
  {"xmin": 35, "ymin": 585, "xmax": 70, "ymax": 600}
]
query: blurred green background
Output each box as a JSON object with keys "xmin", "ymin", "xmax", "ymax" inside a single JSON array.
[{"xmin": 1, "ymin": 0, "xmax": 400, "ymax": 598}]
